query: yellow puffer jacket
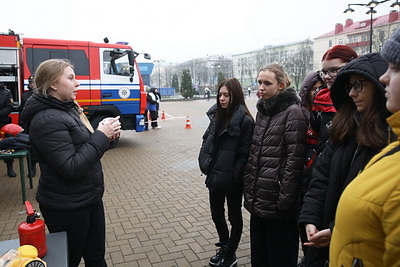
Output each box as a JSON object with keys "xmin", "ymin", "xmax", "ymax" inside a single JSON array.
[{"xmin": 330, "ymin": 111, "xmax": 400, "ymax": 267}]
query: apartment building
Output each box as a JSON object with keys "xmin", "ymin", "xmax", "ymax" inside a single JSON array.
[
  {"xmin": 232, "ymin": 39, "xmax": 313, "ymax": 88},
  {"xmin": 313, "ymin": 10, "xmax": 400, "ymax": 70}
]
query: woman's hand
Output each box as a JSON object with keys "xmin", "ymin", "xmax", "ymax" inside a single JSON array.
[
  {"xmin": 304, "ymin": 226, "xmax": 331, "ymax": 248},
  {"xmin": 97, "ymin": 116, "xmax": 121, "ymax": 141}
]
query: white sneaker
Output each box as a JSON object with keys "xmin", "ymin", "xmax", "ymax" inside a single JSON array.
[{"xmin": 152, "ymin": 126, "xmax": 162, "ymax": 129}]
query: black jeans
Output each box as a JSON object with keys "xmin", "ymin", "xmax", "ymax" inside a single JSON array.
[
  {"xmin": 250, "ymin": 214, "xmax": 298, "ymax": 267},
  {"xmin": 40, "ymin": 200, "xmax": 107, "ymax": 267},
  {"xmin": 209, "ymin": 190, "xmax": 243, "ymax": 252}
]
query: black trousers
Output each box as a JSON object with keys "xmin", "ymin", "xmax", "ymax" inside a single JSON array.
[
  {"xmin": 40, "ymin": 200, "xmax": 107, "ymax": 267},
  {"xmin": 250, "ymin": 214, "xmax": 298, "ymax": 267},
  {"xmin": 209, "ymin": 190, "xmax": 243, "ymax": 252},
  {"xmin": 144, "ymin": 110, "xmax": 158, "ymax": 128}
]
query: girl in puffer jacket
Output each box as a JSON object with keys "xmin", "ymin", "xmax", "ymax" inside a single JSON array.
[
  {"xmin": 199, "ymin": 78, "xmax": 254, "ymax": 267},
  {"xmin": 243, "ymin": 63, "xmax": 307, "ymax": 267}
]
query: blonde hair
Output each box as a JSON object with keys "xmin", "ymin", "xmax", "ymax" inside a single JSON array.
[
  {"xmin": 75, "ymin": 101, "xmax": 94, "ymax": 133},
  {"xmin": 34, "ymin": 59, "xmax": 74, "ymax": 97},
  {"xmin": 258, "ymin": 63, "xmax": 291, "ymax": 88}
]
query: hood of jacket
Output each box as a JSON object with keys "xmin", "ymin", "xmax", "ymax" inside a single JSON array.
[
  {"xmin": 299, "ymin": 71, "xmax": 322, "ymax": 106},
  {"xmin": 256, "ymin": 87, "xmax": 300, "ymax": 116},
  {"xmin": 330, "ymin": 52, "xmax": 388, "ymax": 111},
  {"xmin": 20, "ymin": 93, "xmax": 76, "ymax": 129}
]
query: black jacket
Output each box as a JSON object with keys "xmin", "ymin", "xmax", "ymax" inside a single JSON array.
[
  {"xmin": 244, "ymin": 88, "xmax": 307, "ymax": 220},
  {"xmin": 21, "ymin": 93, "xmax": 110, "ymax": 210},
  {"xmin": 0, "ymin": 84, "xmax": 14, "ymax": 127},
  {"xmin": 199, "ymin": 104, "xmax": 254, "ymax": 192},
  {"xmin": 298, "ymin": 53, "xmax": 390, "ymax": 266}
]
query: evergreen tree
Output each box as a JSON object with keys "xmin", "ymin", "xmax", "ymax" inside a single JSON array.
[
  {"xmin": 215, "ymin": 71, "xmax": 225, "ymax": 91},
  {"xmin": 180, "ymin": 69, "xmax": 194, "ymax": 98},
  {"xmin": 172, "ymin": 74, "xmax": 179, "ymax": 93}
]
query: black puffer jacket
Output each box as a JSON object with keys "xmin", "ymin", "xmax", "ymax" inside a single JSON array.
[
  {"xmin": 298, "ymin": 53, "xmax": 390, "ymax": 267},
  {"xmin": 21, "ymin": 93, "xmax": 110, "ymax": 210},
  {"xmin": 199, "ymin": 104, "xmax": 254, "ymax": 192},
  {"xmin": 0, "ymin": 84, "xmax": 14, "ymax": 127},
  {"xmin": 243, "ymin": 88, "xmax": 307, "ymax": 220}
]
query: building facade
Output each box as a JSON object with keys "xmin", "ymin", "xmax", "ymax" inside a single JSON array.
[
  {"xmin": 313, "ymin": 10, "xmax": 400, "ymax": 70},
  {"xmin": 232, "ymin": 39, "xmax": 314, "ymax": 89}
]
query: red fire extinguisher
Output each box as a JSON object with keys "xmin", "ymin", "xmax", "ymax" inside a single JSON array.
[{"xmin": 18, "ymin": 201, "xmax": 47, "ymax": 258}]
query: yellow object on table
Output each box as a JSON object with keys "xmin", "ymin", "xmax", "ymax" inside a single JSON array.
[{"xmin": 0, "ymin": 245, "xmax": 46, "ymax": 267}]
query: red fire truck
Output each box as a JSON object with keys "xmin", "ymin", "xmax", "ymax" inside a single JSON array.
[{"xmin": 0, "ymin": 33, "xmax": 150, "ymax": 145}]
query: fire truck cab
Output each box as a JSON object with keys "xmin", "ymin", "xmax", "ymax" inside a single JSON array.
[{"xmin": 0, "ymin": 33, "xmax": 150, "ymax": 143}]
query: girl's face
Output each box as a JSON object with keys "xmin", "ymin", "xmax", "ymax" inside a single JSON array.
[
  {"xmin": 380, "ymin": 63, "xmax": 400, "ymax": 113},
  {"xmin": 218, "ymin": 86, "xmax": 230, "ymax": 109},
  {"xmin": 320, "ymin": 58, "xmax": 346, "ymax": 89},
  {"xmin": 50, "ymin": 66, "xmax": 79, "ymax": 101},
  {"xmin": 257, "ymin": 70, "xmax": 284, "ymax": 99},
  {"xmin": 347, "ymin": 74, "xmax": 375, "ymax": 114},
  {"xmin": 309, "ymin": 80, "xmax": 324, "ymax": 99}
]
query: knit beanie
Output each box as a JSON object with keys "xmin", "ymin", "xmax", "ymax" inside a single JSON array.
[{"xmin": 381, "ymin": 28, "xmax": 400, "ymax": 66}]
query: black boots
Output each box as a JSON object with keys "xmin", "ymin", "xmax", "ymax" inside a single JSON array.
[
  {"xmin": 6, "ymin": 161, "xmax": 16, "ymax": 177},
  {"xmin": 216, "ymin": 247, "xmax": 237, "ymax": 267},
  {"xmin": 209, "ymin": 246, "xmax": 237, "ymax": 267},
  {"xmin": 209, "ymin": 246, "xmax": 225, "ymax": 266}
]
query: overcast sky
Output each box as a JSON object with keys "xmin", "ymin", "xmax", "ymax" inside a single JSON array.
[{"xmin": 1, "ymin": 0, "xmax": 397, "ymax": 63}]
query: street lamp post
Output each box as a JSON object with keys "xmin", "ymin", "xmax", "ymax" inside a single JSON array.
[
  {"xmin": 344, "ymin": 0, "xmax": 400, "ymax": 53},
  {"xmin": 211, "ymin": 63, "xmax": 221, "ymax": 89},
  {"xmin": 153, "ymin": 59, "xmax": 164, "ymax": 89}
]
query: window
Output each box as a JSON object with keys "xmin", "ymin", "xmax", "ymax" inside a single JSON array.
[
  {"xmin": 348, "ymin": 36, "xmax": 353, "ymax": 43},
  {"xmin": 354, "ymin": 35, "xmax": 359, "ymax": 42},
  {"xmin": 360, "ymin": 22, "xmax": 366, "ymax": 27},
  {"xmin": 329, "ymin": 40, "xmax": 333, "ymax": 47},
  {"xmin": 339, "ymin": 38, "xmax": 344, "ymax": 45},
  {"xmin": 362, "ymin": 34, "xmax": 368, "ymax": 42},
  {"xmin": 103, "ymin": 50, "xmax": 132, "ymax": 76},
  {"xmin": 26, "ymin": 48, "xmax": 89, "ymax": 76}
]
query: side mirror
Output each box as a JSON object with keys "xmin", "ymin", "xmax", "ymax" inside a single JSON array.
[{"xmin": 144, "ymin": 53, "xmax": 151, "ymax": 60}]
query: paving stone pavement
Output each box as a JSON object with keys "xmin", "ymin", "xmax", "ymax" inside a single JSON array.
[{"xmin": 0, "ymin": 95, "xmax": 302, "ymax": 266}]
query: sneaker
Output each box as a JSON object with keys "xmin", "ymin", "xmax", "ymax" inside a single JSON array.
[
  {"xmin": 152, "ymin": 126, "xmax": 162, "ymax": 129},
  {"xmin": 216, "ymin": 248, "xmax": 237, "ymax": 267},
  {"xmin": 209, "ymin": 247, "xmax": 225, "ymax": 266}
]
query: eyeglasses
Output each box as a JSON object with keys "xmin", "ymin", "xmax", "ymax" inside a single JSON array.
[
  {"xmin": 319, "ymin": 67, "xmax": 343, "ymax": 79},
  {"xmin": 345, "ymin": 80, "xmax": 368, "ymax": 94}
]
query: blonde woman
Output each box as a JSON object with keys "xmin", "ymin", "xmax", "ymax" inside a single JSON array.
[
  {"xmin": 243, "ymin": 64, "xmax": 307, "ymax": 266},
  {"xmin": 20, "ymin": 59, "xmax": 120, "ymax": 267}
]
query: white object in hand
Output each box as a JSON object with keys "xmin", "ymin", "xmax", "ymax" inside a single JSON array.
[{"xmin": 101, "ymin": 117, "xmax": 120, "ymax": 126}]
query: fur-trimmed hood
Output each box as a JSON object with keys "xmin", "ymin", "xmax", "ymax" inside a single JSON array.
[{"xmin": 257, "ymin": 88, "xmax": 301, "ymax": 116}]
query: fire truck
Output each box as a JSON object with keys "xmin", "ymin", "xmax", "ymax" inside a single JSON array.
[{"xmin": 0, "ymin": 32, "xmax": 151, "ymax": 146}]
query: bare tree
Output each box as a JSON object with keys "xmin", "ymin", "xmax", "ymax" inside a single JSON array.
[
  {"xmin": 373, "ymin": 24, "xmax": 397, "ymax": 52},
  {"xmin": 282, "ymin": 40, "xmax": 313, "ymax": 89}
]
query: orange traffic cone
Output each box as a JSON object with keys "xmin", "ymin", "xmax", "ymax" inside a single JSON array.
[
  {"xmin": 184, "ymin": 115, "xmax": 192, "ymax": 129},
  {"xmin": 161, "ymin": 110, "xmax": 166, "ymax": 120}
]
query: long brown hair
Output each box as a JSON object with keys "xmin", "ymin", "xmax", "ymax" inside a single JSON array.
[
  {"xmin": 329, "ymin": 83, "xmax": 387, "ymax": 149},
  {"xmin": 215, "ymin": 78, "xmax": 254, "ymax": 127}
]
